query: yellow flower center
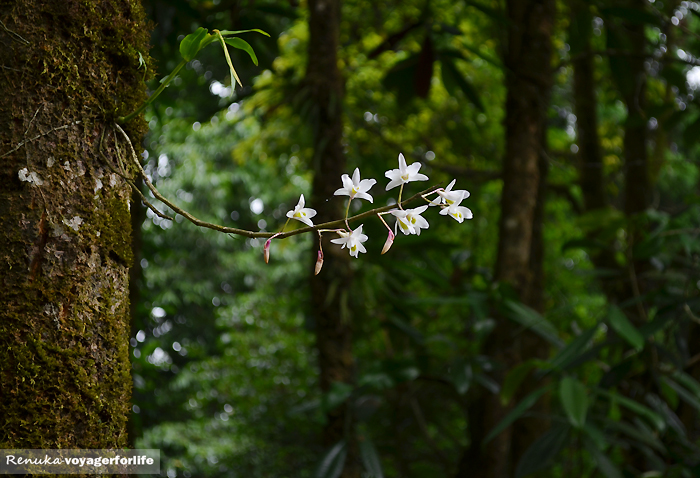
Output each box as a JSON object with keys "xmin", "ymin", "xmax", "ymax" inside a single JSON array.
[{"xmin": 401, "ymin": 173, "xmax": 409, "ymax": 181}]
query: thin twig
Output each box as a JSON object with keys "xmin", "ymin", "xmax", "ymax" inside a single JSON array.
[
  {"xmin": 24, "ymin": 106, "xmax": 42, "ymax": 137},
  {"xmin": 1, "ymin": 65, "xmax": 21, "ymax": 72},
  {"xmin": 0, "ymin": 122, "xmax": 81, "ymax": 158},
  {"xmin": 98, "ymin": 127, "xmax": 173, "ymax": 221},
  {"xmin": 0, "ymin": 19, "xmax": 30, "ymax": 45},
  {"xmin": 684, "ymin": 304, "xmax": 700, "ymax": 326},
  {"xmin": 114, "ymin": 123, "xmax": 441, "ymax": 239},
  {"xmin": 687, "ymin": 352, "xmax": 700, "ymax": 369},
  {"xmin": 661, "ymin": 227, "xmax": 700, "ymax": 237}
]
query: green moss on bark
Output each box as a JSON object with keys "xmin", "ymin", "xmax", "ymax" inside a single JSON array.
[{"xmin": 0, "ymin": 0, "xmax": 150, "ymax": 451}]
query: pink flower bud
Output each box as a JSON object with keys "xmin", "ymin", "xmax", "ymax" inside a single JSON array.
[
  {"xmin": 314, "ymin": 250, "xmax": 324, "ymax": 275},
  {"xmin": 381, "ymin": 230, "xmax": 395, "ymax": 255},
  {"xmin": 264, "ymin": 238, "xmax": 272, "ymax": 264}
]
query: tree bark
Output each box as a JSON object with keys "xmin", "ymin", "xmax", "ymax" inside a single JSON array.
[
  {"xmin": 0, "ymin": 0, "xmax": 149, "ymax": 448},
  {"xmin": 570, "ymin": 0, "xmax": 607, "ymax": 213},
  {"xmin": 305, "ymin": 0, "xmax": 360, "ymax": 476},
  {"xmin": 606, "ymin": 0, "xmax": 650, "ymax": 321},
  {"xmin": 457, "ymin": 0, "xmax": 554, "ymax": 476}
]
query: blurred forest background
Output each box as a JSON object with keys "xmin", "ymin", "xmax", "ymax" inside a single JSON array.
[{"xmin": 128, "ymin": 0, "xmax": 700, "ymax": 477}]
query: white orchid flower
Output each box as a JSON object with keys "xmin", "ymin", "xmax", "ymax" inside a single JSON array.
[
  {"xmin": 440, "ymin": 203, "xmax": 473, "ymax": 223},
  {"xmin": 286, "ymin": 194, "xmax": 317, "ymax": 227},
  {"xmin": 430, "ymin": 179, "xmax": 470, "ymax": 206},
  {"xmin": 391, "ymin": 205, "xmax": 430, "ymax": 235},
  {"xmin": 385, "ymin": 153, "xmax": 429, "ymax": 191},
  {"xmin": 334, "ymin": 168, "xmax": 377, "ymax": 203},
  {"xmin": 331, "ymin": 224, "xmax": 369, "ymax": 258}
]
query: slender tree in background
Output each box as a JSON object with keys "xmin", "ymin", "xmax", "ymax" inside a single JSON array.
[
  {"xmin": 570, "ymin": 0, "xmax": 607, "ymax": 214},
  {"xmin": 458, "ymin": 0, "xmax": 555, "ymax": 476},
  {"xmin": 306, "ymin": 0, "xmax": 360, "ymax": 475},
  {"xmin": 606, "ymin": 0, "xmax": 652, "ymax": 314},
  {"xmin": 0, "ymin": 0, "xmax": 149, "ymax": 448}
]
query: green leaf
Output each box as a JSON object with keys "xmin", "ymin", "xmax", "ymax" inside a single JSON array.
[
  {"xmin": 386, "ymin": 316, "xmax": 425, "ymax": 345},
  {"xmin": 179, "ymin": 27, "xmax": 209, "ymax": 61},
  {"xmin": 322, "ymin": 382, "xmax": 353, "ymax": 412},
  {"xmin": 215, "ymin": 31, "xmax": 242, "ymax": 87},
  {"xmin": 602, "ymin": 418, "xmax": 666, "ymax": 454},
  {"xmin": 224, "ymin": 37, "xmax": 259, "ymax": 66},
  {"xmin": 475, "ymin": 372, "xmax": 500, "ymax": 394},
  {"xmin": 658, "ymin": 376, "xmax": 679, "ymax": 409},
  {"xmin": 484, "ymin": 385, "xmax": 550, "ymax": 444},
  {"xmin": 358, "ymin": 372, "xmax": 394, "ymax": 391},
  {"xmin": 597, "ymin": 389, "xmax": 665, "ymax": 431},
  {"xmin": 632, "ymin": 234, "xmax": 663, "ymax": 260},
  {"xmin": 219, "ymin": 29, "xmax": 271, "ymax": 37},
  {"xmin": 501, "ymin": 360, "xmax": 544, "ymax": 405},
  {"xmin": 440, "ymin": 59, "xmax": 484, "ymax": 111},
  {"xmin": 460, "ymin": 43, "xmax": 503, "ymax": 69},
  {"xmin": 359, "ymin": 437, "xmax": 384, "ymax": 478},
  {"xmin": 504, "ymin": 301, "xmax": 564, "ymax": 348},
  {"xmin": 608, "ymin": 306, "xmax": 644, "ymax": 352},
  {"xmin": 464, "ymin": 0, "xmax": 508, "ymax": 23},
  {"xmin": 582, "ymin": 423, "xmax": 608, "ymax": 451},
  {"xmin": 599, "ymin": 359, "xmax": 634, "ymax": 389},
  {"xmin": 584, "ymin": 438, "xmax": 622, "ymax": 478},
  {"xmin": 515, "ymin": 423, "xmax": 570, "ymax": 478},
  {"xmin": 287, "ymin": 399, "xmax": 320, "ymax": 416},
  {"xmin": 314, "ymin": 441, "xmax": 347, "ymax": 478},
  {"xmin": 560, "ymin": 377, "xmax": 589, "ymax": 428},
  {"xmin": 382, "ymin": 54, "xmax": 420, "ymax": 104},
  {"xmin": 672, "ymin": 370, "xmax": 700, "ymax": 398},
  {"xmin": 661, "ymin": 377, "xmax": 700, "ymax": 413},
  {"xmin": 449, "ymin": 357, "xmax": 473, "ymax": 395},
  {"xmin": 549, "ymin": 325, "xmax": 598, "ymax": 371}
]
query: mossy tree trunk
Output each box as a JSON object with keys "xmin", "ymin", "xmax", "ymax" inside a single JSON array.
[
  {"xmin": 0, "ymin": 0, "xmax": 149, "ymax": 448},
  {"xmin": 305, "ymin": 0, "xmax": 360, "ymax": 476}
]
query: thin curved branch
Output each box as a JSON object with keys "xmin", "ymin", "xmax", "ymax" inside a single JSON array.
[
  {"xmin": 114, "ymin": 123, "xmax": 442, "ymax": 239},
  {"xmin": 98, "ymin": 127, "xmax": 174, "ymax": 221}
]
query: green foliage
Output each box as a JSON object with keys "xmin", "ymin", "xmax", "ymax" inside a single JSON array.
[
  {"xmin": 224, "ymin": 38, "xmax": 259, "ymax": 66},
  {"xmin": 559, "ymin": 377, "xmax": 588, "ymax": 428},
  {"xmin": 179, "ymin": 27, "xmax": 210, "ymax": 61},
  {"xmin": 608, "ymin": 306, "xmax": 645, "ymax": 352},
  {"xmin": 314, "ymin": 441, "xmax": 346, "ymax": 478},
  {"xmin": 130, "ymin": 0, "xmax": 700, "ymax": 476}
]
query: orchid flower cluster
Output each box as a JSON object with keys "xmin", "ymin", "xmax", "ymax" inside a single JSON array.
[{"xmin": 265, "ymin": 153, "xmax": 473, "ymax": 274}]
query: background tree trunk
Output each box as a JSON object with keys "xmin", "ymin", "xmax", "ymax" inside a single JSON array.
[
  {"xmin": 570, "ymin": 0, "xmax": 607, "ymax": 213},
  {"xmin": 305, "ymin": 0, "xmax": 360, "ymax": 476},
  {"xmin": 457, "ymin": 0, "xmax": 554, "ymax": 476},
  {"xmin": 0, "ymin": 0, "xmax": 149, "ymax": 448}
]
